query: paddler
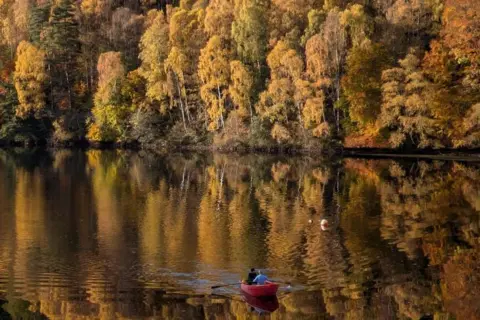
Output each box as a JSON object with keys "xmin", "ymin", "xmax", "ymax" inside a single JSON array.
[
  {"xmin": 253, "ymin": 270, "xmax": 268, "ymax": 285},
  {"xmin": 246, "ymin": 268, "xmax": 257, "ymax": 284}
]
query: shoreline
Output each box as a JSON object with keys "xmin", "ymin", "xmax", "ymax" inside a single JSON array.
[{"xmin": 2, "ymin": 140, "xmax": 480, "ymax": 161}]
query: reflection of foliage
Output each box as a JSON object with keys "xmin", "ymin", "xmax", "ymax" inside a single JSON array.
[
  {"xmin": 385, "ymin": 281, "xmax": 440, "ymax": 319},
  {"xmin": 1, "ymin": 151, "xmax": 480, "ymax": 319},
  {"xmin": 442, "ymin": 247, "xmax": 480, "ymax": 320}
]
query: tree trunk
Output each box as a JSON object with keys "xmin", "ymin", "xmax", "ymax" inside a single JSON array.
[
  {"xmin": 173, "ymin": 72, "xmax": 187, "ymax": 132},
  {"xmin": 249, "ymin": 100, "xmax": 253, "ymax": 122},
  {"xmin": 64, "ymin": 64, "xmax": 73, "ymax": 109},
  {"xmin": 217, "ymin": 85, "xmax": 224, "ymax": 129}
]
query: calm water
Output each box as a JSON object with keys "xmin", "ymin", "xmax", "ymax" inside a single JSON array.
[{"xmin": 0, "ymin": 149, "xmax": 479, "ymax": 319}]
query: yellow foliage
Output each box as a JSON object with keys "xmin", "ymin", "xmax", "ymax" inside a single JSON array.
[
  {"xmin": 267, "ymin": 40, "xmax": 304, "ymax": 81},
  {"xmin": 198, "ymin": 36, "xmax": 231, "ymax": 131},
  {"xmin": 81, "ymin": 0, "xmax": 112, "ymax": 16},
  {"xmin": 271, "ymin": 123, "xmax": 291, "ymax": 143},
  {"xmin": 229, "ymin": 60, "xmax": 253, "ymax": 119},
  {"xmin": 13, "ymin": 41, "xmax": 48, "ymax": 119},
  {"xmin": 204, "ymin": 0, "xmax": 234, "ymax": 39},
  {"xmin": 139, "ymin": 10, "xmax": 170, "ymax": 103},
  {"xmin": 89, "ymin": 52, "xmax": 127, "ymax": 142}
]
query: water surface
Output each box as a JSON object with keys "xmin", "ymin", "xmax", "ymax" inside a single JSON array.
[{"xmin": 0, "ymin": 149, "xmax": 479, "ymax": 319}]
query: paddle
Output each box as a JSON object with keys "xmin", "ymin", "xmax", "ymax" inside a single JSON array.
[
  {"xmin": 270, "ymin": 281, "xmax": 292, "ymax": 288},
  {"xmin": 211, "ymin": 282, "xmax": 241, "ymax": 289}
]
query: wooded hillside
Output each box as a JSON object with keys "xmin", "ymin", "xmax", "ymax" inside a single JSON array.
[{"xmin": 0, "ymin": 0, "xmax": 478, "ymax": 150}]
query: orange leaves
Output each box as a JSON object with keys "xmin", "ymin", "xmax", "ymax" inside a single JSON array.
[
  {"xmin": 95, "ymin": 51, "xmax": 125, "ymax": 106},
  {"xmin": 442, "ymin": 0, "xmax": 480, "ymax": 68}
]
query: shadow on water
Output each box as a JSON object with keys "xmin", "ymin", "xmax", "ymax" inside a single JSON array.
[
  {"xmin": 0, "ymin": 149, "xmax": 480, "ymax": 318},
  {"xmin": 0, "ymin": 298, "xmax": 48, "ymax": 320}
]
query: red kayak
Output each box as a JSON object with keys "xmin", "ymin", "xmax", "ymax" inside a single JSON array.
[{"xmin": 240, "ymin": 281, "xmax": 279, "ymax": 297}]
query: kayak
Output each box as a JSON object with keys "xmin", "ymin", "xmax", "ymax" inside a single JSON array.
[
  {"xmin": 240, "ymin": 281, "xmax": 279, "ymax": 297},
  {"xmin": 242, "ymin": 291, "xmax": 279, "ymax": 313}
]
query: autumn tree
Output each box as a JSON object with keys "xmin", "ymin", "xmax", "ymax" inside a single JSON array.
[
  {"xmin": 342, "ymin": 41, "xmax": 391, "ymax": 128},
  {"xmin": 379, "ymin": 50, "xmax": 441, "ymax": 148},
  {"xmin": 458, "ymin": 104, "xmax": 480, "ymax": 147},
  {"xmin": 340, "ymin": 4, "xmax": 372, "ymax": 47},
  {"xmin": 0, "ymin": 0, "xmax": 29, "ymax": 57},
  {"xmin": 167, "ymin": 7, "xmax": 207, "ymax": 128},
  {"xmin": 198, "ymin": 36, "xmax": 231, "ymax": 131},
  {"xmin": 13, "ymin": 41, "xmax": 48, "ymax": 119},
  {"xmin": 422, "ymin": 0, "xmax": 480, "ymax": 147},
  {"xmin": 294, "ymin": 79, "xmax": 328, "ymax": 137},
  {"xmin": 301, "ymin": 9, "xmax": 326, "ymax": 46},
  {"xmin": 165, "ymin": 47, "xmax": 190, "ymax": 130},
  {"xmin": 204, "ymin": 0, "xmax": 234, "ymax": 39},
  {"xmin": 139, "ymin": 10, "xmax": 170, "ymax": 109},
  {"xmin": 231, "ymin": 0, "xmax": 268, "ymax": 71},
  {"xmin": 256, "ymin": 40, "xmax": 303, "ymax": 143},
  {"xmin": 268, "ymin": 2, "xmax": 305, "ymax": 49},
  {"xmin": 103, "ymin": 8, "xmax": 144, "ymax": 70},
  {"xmin": 305, "ymin": 8, "xmax": 346, "ymax": 132},
  {"xmin": 88, "ymin": 52, "xmax": 128, "ymax": 141},
  {"xmin": 229, "ymin": 60, "xmax": 254, "ymax": 120}
]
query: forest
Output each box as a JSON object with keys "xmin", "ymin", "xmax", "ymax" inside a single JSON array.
[{"xmin": 0, "ymin": 0, "xmax": 478, "ymax": 151}]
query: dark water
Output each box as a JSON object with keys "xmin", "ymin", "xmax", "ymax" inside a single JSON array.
[{"xmin": 0, "ymin": 149, "xmax": 480, "ymax": 319}]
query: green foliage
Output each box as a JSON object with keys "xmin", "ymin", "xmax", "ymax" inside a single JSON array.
[
  {"xmin": 28, "ymin": 1, "xmax": 51, "ymax": 45},
  {"xmin": 301, "ymin": 9, "xmax": 326, "ymax": 46},
  {"xmin": 43, "ymin": 0, "xmax": 80, "ymax": 61},
  {"xmin": 231, "ymin": 0, "xmax": 268, "ymax": 68},
  {"xmin": 0, "ymin": 80, "xmax": 19, "ymax": 139}
]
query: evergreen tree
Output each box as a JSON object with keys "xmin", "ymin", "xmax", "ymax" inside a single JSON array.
[
  {"xmin": 43, "ymin": 0, "xmax": 81, "ymax": 110},
  {"xmin": 0, "ymin": 80, "xmax": 19, "ymax": 139},
  {"xmin": 28, "ymin": 1, "xmax": 51, "ymax": 45}
]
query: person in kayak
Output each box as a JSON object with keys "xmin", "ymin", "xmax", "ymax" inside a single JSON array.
[
  {"xmin": 246, "ymin": 268, "xmax": 257, "ymax": 284},
  {"xmin": 253, "ymin": 270, "xmax": 268, "ymax": 285}
]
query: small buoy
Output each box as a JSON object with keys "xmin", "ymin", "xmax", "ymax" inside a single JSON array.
[{"xmin": 320, "ymin": 219, "xmax": 329, "ymax": 231}]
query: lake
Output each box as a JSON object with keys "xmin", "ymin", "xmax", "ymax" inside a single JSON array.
[{"xmin": 0, "ymin": 149, "xmax": 479, "ymax": 319}]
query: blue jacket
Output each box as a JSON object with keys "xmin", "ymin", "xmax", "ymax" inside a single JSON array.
[{"xmin": 253, "ymin": 274, "xmax": 268, "ymax": 285}]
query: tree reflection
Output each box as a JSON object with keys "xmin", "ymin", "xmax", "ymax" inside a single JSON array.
[{"xmin": 0, "ymin": 150, "xmax": 479, "ymax": 319}]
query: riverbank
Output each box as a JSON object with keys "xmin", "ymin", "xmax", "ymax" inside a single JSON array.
[
  {"xmin": 343, "ymin": 147, "xmax": 480, "ymax": 162},
  {"xmin": 2, "ymin": 138, "xmax": 480, "ymax": 161}
]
